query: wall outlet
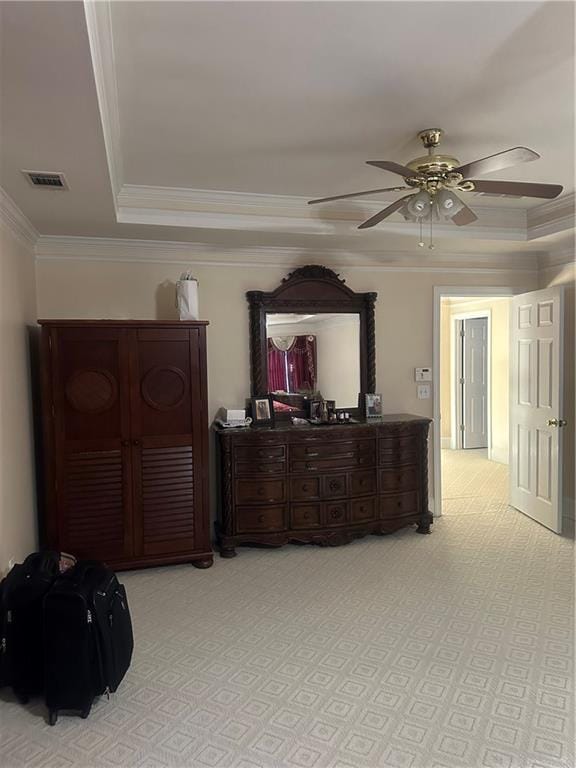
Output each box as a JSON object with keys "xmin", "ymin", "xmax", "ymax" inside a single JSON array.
[{"xmin": 417, "ymin": 384, "xmax": 431, "ymax": 399}]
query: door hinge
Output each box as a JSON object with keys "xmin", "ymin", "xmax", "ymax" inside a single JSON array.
[
  {"xmin": 459, "ymin": 424, "xmax": 465, "ymax": 431},
  {"xmin": 459, "ymin": 328, "xmax": 466, "ymax": 337},
  {"xmin": 459, "ymin": 377, "xmax": 465, "ymax": 385}
]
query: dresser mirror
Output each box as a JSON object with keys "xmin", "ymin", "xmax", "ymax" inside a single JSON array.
[{"xmin": 247, "ymin": 266, "xmax": 377, "ymax": 418}]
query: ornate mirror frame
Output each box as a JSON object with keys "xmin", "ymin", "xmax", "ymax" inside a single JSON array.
[{"xmin": 247, "ymin": 265, "xmax": 377, "ymax": 414}]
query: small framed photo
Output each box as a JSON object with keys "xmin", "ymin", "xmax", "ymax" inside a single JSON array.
[
  {"xmin": 364, "ymin": 393, "xmax": 383, "ymax": 420},
  {"xmin": 308, "ymin": 400, "xmax": 322, "ymax": 420},
  {"xmin": 251, "ymin": 395, "xmax": 275, "ymax": 427}
]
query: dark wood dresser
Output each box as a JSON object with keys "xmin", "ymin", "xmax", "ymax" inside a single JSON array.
[
  {"xmin": 216, "ymin": 414, "xmax": 432, "ymax": 556},
  {"xmin": 38, "ymin": 320, "xmax": 213, "ymax": 571}
]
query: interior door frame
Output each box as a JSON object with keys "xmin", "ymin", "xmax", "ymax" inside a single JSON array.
[
  {"xmin": 433, "ymin": 286, "xmax": 516, "ymax": 518},
  {"xmin": 450, "ymin": 310, "xmax": 491, "ymax": 454}
]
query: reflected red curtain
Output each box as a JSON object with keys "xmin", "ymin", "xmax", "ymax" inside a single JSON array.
[
  {"xmin": 288, "ymin": 336, "xmax": 316, "ymax": 392},
  {"xmin": 268, "ymin": 339, "xmax": 287, "ymax": 391},
  {"xmin": 268, "ymin": 336, "xmax": 316, "ymax": 393}
]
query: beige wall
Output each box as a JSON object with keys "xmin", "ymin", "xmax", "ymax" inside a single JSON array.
[
  {"xmin": 36, "ymin": 256, "xmax": 538, "ymax": 512},
  {"xmin": 440, "ymin": 297, "xmax": 510, "ymax": 464},
  {"xmin": 0, "ymin": 222, "xmax": 38, "ymax": 573},
  {"xmin": 539, "ymin": 261, "xmax": 575, "ymax": 518}
]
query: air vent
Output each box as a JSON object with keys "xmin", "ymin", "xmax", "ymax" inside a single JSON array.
[{"xmin": 22, "ymin": 171, "xmax": 68, "ymax": 190}]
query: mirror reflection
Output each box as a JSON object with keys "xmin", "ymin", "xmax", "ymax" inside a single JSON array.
[{"xmin": 266, "ymin": 313, "xmax": 360, "ymax": 408}]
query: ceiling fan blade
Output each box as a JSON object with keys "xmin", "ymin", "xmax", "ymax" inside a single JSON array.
[
  {"xmin": 455, "ymin": 147, "xmax": 540, "ymax": 179},
  {"xmin": 451, "ymin": 203, "xmax": 478, "ymax": 226},
  {"xmin": 469, "ymin": 179, "xmax": 563, "ymax": 199},
  {"xmin": 358, "ymin": 194, "xmax": 415, "ymax": 229},
  {"xmin": 308, "ymin": 186, "xmax": 409, "ymax": 205},
  {"xmin": 366, "ymin": 160, "xmax": 420, "ymax": 178}
]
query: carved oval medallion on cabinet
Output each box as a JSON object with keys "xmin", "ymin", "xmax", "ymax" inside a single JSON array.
[
  {"xmin": 141, "ymin": 366, "xmax": 187, "ymax": 411},
  {"xmin": 65, "ymin": 369, "xmax": 118, "ymax": 414}
]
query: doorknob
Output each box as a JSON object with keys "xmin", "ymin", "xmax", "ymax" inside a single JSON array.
[{"xmin": 547, "ymin": 418, "xmax": 567, "ymax": 427}]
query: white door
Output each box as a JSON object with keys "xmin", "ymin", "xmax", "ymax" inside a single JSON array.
[
  {"xmin": 510, "ymin": 287, "xmax": 565, "ymax": 532},
  {"xmin": 462, "ymin": 317, "xmax": 488, "ymax": 449}
]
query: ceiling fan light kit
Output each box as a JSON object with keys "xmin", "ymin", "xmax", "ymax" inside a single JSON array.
[{"xmin": 308, "ymin": 128, "xmax": 563, "ymax": 249}]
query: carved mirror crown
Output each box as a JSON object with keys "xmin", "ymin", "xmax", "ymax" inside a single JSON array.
[{"xmin": 247, "ymin": 265, "xmax": 377, "ymax": 407}]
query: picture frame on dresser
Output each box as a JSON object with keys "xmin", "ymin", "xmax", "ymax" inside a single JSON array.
[{"xmin": 250, "ymin": 395, "xmax": 275, "ymax": 427}]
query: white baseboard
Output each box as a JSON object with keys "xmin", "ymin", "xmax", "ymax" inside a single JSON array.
[
  {"xmin": 441, "ymin": 438, "xmax": 451, "ymax": 449},
  {"xmin": 489, "ymin": 448, "xmax": 509, "ymax": 465}
]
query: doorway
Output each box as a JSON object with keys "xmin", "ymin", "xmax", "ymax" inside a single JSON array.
[{"xmin": 439, "ymin": 296, "xmax": 510, "ymax": 515}]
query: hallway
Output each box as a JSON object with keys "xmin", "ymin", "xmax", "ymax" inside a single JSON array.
[{"xmin": 441, "ymin": 448, "xmax": 509, "ymax": 515}]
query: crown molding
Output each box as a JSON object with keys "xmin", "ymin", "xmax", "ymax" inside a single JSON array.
[
  {"xmin": 117, "ymin": 184, "xmax": 529, "ymax": 241},
  {"xmin": 0, "ymin": 187, "xmax": 39, "ymax": 249},
  {"xmin": 527, "ymin": 192, "xmax": 575, "ymax": 240},
  {"xmin": 83, "ymin": 0, "xmax": 123, "ymax": 199},
  {"xmin": 34, "ymin": 235, "xmax": 540, "ymax": 274}
]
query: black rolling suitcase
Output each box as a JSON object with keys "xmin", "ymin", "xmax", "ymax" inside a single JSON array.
[
  {"xmin": 0, "ymin": 551, "xmax": 61, "ymax": 700},
  {"xmin": 44, "ymin": 561, "xmax": 133, "ymax": 725}
]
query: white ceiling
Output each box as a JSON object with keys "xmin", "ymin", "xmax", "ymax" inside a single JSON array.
[
  {"xmin": 0, "ymin": 0, "xmax": 574, "ymax": 257},
  {"xmin": 112, "ymin": 0, "xmax": 574, "ymax": 196}
]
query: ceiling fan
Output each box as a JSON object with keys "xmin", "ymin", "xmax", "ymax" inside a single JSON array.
[{"xmin": 308, "ymin": 129, "xmax": 563, "ymax": 246}]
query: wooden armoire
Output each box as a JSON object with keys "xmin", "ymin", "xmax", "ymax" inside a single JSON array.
[{"xmin": 38, "ymin": 321, "xmax": 213, "ymax": 570}]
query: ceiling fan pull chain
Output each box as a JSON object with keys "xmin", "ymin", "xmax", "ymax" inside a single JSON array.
[
  {"xmin": 418, "ymin": 219, "xmax": 424, "ymax": 248},
  {"xmin": 429, "ymin": 208, "xmax": 435, "ymax": 250}
]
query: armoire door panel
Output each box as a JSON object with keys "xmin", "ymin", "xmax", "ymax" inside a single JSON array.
[
  {"xmin": 131, "ymin": 329, "xmax": 200, "ymax": 438},
  {"xmin": 53, "ymin": 328, "xmax": 130, "ymax": 442},
  {"xmin": 134, "ymin": 442, "xmax": 198, "ymax": 556},
  {"xmin": 60, "ymin": 446, "xmax": 133, "ymax": 561}
]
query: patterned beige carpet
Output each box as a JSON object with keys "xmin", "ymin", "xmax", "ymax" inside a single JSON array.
[
  {"xmin": 442, "ymin": 449, "xmax": 509, "ymax": 516},
  {"xmin": 1, "ymin": 496, "xmax": 573, "ymax": 767}
]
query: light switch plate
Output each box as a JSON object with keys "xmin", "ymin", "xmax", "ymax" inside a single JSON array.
[
  {"xmin": 415, "ymin": 367, "xmax": 432, "ymax": 382},
  {"xmin": 417, "ymin": 384, "xmax": 431, "ymax": 399}
]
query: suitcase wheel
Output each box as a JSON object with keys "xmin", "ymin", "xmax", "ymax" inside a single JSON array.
[
  {"xmin": 48, "ymin": 710, "xmax": 58, "ymax": 726},
  {"xmin": 81, "ymin": 706, "xmax": 91, "ymax": 719},
  {"xmin": 16, "ymin": 693, "xmax": 29, "ymax": 705}
]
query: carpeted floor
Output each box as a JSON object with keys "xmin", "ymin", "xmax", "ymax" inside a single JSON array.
[
  {"xmin": 442, "ymin": 449, "xmax": 509, "ymax": 516},
  {"xmin": 1, "ymin": 490, "xmax": 573, "ymax": 767}
]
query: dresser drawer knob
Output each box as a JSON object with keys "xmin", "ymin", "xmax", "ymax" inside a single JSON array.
[
  {"xmin": 397, "ymin": 500, "xmax": 402, "ymax": 508},
  {"xmin": 303, "ymin": 512, "xmax": 310, "ymax": 520},
  {"xmin": 302, "ymin": 484, "xmax": 309, "ymax": 492},
  {"xmin": 258, "ymin": 514, "xmax": 265, "ymax": 523},
  {"xmin": 331, "ymin": 508, "xmax": 342, "ymax": 519},
  {"xmin": 306, "ymin": 463, "xmax": 318, "ymax": 471},
  {"xmin": 329, "ymin": 480, "xmax": 341, "ymax": 491},
  {"xmin": 257, "ymin": 487, "xmax": 265, "ymax": 495}
]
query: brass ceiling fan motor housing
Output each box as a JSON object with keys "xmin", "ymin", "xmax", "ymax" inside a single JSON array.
[{"xmin": 405, "ymin": 129, "xmax": 464, "ymax": 191}]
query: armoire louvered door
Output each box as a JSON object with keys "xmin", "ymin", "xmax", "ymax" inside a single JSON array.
[
  {"xmin": 40, "ymin": 321, "xmax": 212, "ymax": 570},
  {"xmin": 49, "ymin": 326, "xmax": 133, "ymax": 562},
  {"xmin": 129, "ymin": 327, "xmax": 208, "ymax": 557}
]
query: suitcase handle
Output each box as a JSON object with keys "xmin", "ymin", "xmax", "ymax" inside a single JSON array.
[{"xmin": 63, "ymin": 560, "xmax": 107, "ymax": 585}]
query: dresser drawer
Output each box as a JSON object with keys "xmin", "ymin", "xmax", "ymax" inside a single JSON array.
[
  {"xmin": 380, "ymin": 491, "xmax": 419, "ymax": 518},
  {"xmin": 291, "ymin": 504, "xmax": 321, "ymax": 529},
  {"xmin": 379, "ymin": 436, "xmax": 419, "ymax": 465},
  {"xmin": 324, "ymin": 501, "xmax": 348, "ymax": 526},
  {"xmin": 290, "ymin": 440, "xmax": 374, "ymax": 461},
  {"xmin": 290, "ymin": 477, "xmax": 321, "ymax": 501},
  {"xmin": 236, "ymin": 506, "xmax": 286, "ymax": 533},
  {"xmin": 292, "ymin": 454, "xmax": 374, "ymax": 473},
  {"xmin": 322, "ymin": 474, "xmax": 348, "ymax": 499},
  {"xmin": 235, "ymin": 478, "xmax": 286, "ymax": 504},
  {"xmin": 380, "ymin": 466, "xmax": 418, "ymax": 493},
  {"xmin": 235, "ymin": 460, "xmax": 285, "ymax": 477},
  {"xmin": 235, "ymin": 445, "xmax": 286, "ymax": 461},
  {"xmin": 350, "ymin": 469, "xmax": 377, "ymax": 496},
  {"xmin": 351, "ymin": 496, "xmax": 377, "ymax": 522}
]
